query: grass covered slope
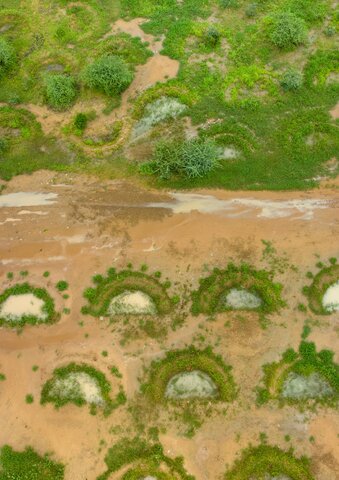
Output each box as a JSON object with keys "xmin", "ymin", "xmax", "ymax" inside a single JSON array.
[
  {"xmin": 224, "ymin": 444, "xmax": 314, "ymax": 480},
  {"xmin": 303, "ymin": 260, "xmax": 339, "ymax": 314},
  {"xmin": 97, "ymin": 437, "xmax": 194, "ymax": 480},
  {"xmin": 82, "ymin": 267, "xmax": 173, "ymax": 317},
  {"xmin": 191, "ymin": 263, "xmax": 284, "ymax": 315},
  {"xmin": 0, "ymin": 445, "xmax": 64, "ymax": 480},
  {"xmin": 142, "ymin": 346, "xmax": 237, "ymax": 403},
  {"xmin": 256, "ymin": 341, "xmax": 339, "ymax": 407},
  {"xmin": 0, "ymin": 0, "xmax": 338, "ymax": 188}
]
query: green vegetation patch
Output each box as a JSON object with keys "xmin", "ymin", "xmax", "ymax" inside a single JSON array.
[
  {"xmin": 142, "ymin": 346, "xmax": 237, "ymax": 403},
  {"xmin": 82, "ymin": 268, "xmax": 173, "ymax": 317},
  {"xmin": 97, "ymin": 437, "xmax": 194, "ymax": 480},
  {"xmin": 191, "ymin": 263, "xmax": 284, "ymax": 315},
  {"xmin": 40, "ymin": 362, "xmax": 126, "ymax": 415},
  {"xmin": 304, "ymin": 262, "xmax": 339, "ymax": 314},
  {"xmin": 256, "ymin": 341, "xmax": 338, "ymax": 408},
  {"xmin": 224, "ymin": 444, "xmax": 314, "ymax": 480},
  {"xmin": 0, "ymin": 282, "xmax": 58, "ymax": 327},
  {"xmin": 0, "ymin": 445, "xmax": 64, "ymax": 480}
]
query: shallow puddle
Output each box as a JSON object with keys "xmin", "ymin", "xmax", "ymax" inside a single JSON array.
[{"xmin": 0, "ymin": 192, "xmax": 58, "ymax": 207}]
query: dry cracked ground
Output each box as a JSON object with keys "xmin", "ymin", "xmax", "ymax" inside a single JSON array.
[{"xmin": 0, "ymin": 171, "xmax": 338, "ymax": 479}]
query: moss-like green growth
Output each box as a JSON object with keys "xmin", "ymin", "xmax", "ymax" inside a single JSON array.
[
  {"xmin": 256, "ymin": 341, "xmax": 338, "ymax": 408},
  {"xmin": 97, "ymin": 437, "xmax": 194, "ymax": 480},
  {"xmin": 191, "ymin": 263, "xmax": 284, "ymax": 315},
  {"xmin": 82, "ymin": 267, "xmax": 173, "ymax": 317},
  {"xmin": 304, "ymin": 262, "xmax": 339, "ymax": 314},
  {"xmin": 0, "ymin": 445, "xmax": 64, "ymax": 480},
  {"xmin": 142, "ymin": 346, "xmax": 237, "ymax": 404},
  {"xmin": 225, "ymin": 444, "xmax": 313, "ymax": 480},
  {"xmin": 0, "ymin": 282, "xmax": 59, "ymax": 327},
  {"xmin": 40, "ymin": 362, "xmax": 126, "ymax": 416}
]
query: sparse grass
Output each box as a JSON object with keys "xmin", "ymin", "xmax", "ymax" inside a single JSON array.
[
  {"xmin": 191, "ymin": 263, "xmax": 285, "ymax": 315},
  {"xmin": 97, "ymin": 437, "xmax": 194, "ymax": 480},
  {"xmin": 0, "ymin": 445, "xmax": 64, "ymax": 480},
  {"xmin": 25, "ymin": 394, "xmax": 34, "ymax": 404},
  {"xmin": 304, "ymin": 262, "xmax": 339, "ymax": 314},
  {"xmin": 0, "ymin": 282, "xmax": 59, "ymax": 327},
  {"xmin": 0, "ymin": 373, "xmax": 6, "ymax": 381},
  {"xmin": 82, "ymin": 267, "xmax": 173, "ymax": 317},
  {"xmin": 256, "ymin": 341, "xmax": 338, "ymax": 408},
  {"xmin": 142, "ymin": 346, "xmax": 237, "ymax": 404},
  {"xmin": 224, "ymin": 444, "xmax": 314, "ymax": 480},
  {"xmin": 40, "ymin": 362, "xmax": 126, "ymax": 416}
]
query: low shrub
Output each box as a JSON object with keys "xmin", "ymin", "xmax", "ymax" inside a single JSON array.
[
  {"xmin": 83, "ymin": 55, "xmax": 133, "ymax": 96},
  {"xmin": 74, "ymin": 112, "xmax": 88, "ymax": 131},
  {"xmin": 45, "ymin": 74, "xmax": 77, "ymax": 110},
  {"xmin": 281, "ymin": 68, "xmax": 303, "ymax": 91},
  {"xmin": 268, "ymin": 12, "xmax": 307, "ymax": 49},
  {"xmin": 141, "ymin": 139, "xmax": 220, "ymax": 180}
]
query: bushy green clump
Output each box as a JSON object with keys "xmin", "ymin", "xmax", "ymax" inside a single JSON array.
[
  {"xmin": 83, "ymin": 55, "xmax": 133, "ymax": 96},
  {"xmin": 268, "ymin": 12, "xmax": 307, "ymax": 49},
  {"xmin": 245, "ymin": 3, "xmax": 258, "ymax": 18},
  {"xmin": 0, "ymin": 445, "xmax": 64, "ymax": 479},
  {"xmin": 281, "ymin": 68, "xmax": 303, "ymax": 90},
  {"xmin": 204, "ymin": 26, "xmax": 220, "ymax": 47},
  {"xmin": 142, "ymin": 139, "xmax": 220, "ymax": 180},
  {"xmin": 74, "ymin": 112, "xmax": 88, "ymax": 131},
  {"xmin": 45, "ymin": 74, "xmax": 77, "ymax": 110},
  {"xmin": 0, "ymin": 138, "xmax": 9, "ymax": 155},
  {"xmin": 0, "ymin": 38, "xmax": 15, "ymax": 79}
]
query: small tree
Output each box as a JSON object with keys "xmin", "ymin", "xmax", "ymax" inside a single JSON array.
[
  {"xmin": 269, "ymin": 12, "xmax": 307, "ymax": 49},
  {"xmin": 281, "ymin": 68, "xmax": 303, "ymax": 91},
  {"xmin": 0, "ymin": 38, "xmax": 15, "ymax": 78},
  {"xmin": 45, "ymin": 74, "xmax": 77, "ymax": 110},
  {"xmin": 83, "ymin": 55, "xmax": 133, "ymax": 96}
]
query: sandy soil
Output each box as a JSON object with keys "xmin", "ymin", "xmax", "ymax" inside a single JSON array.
[{"xmin": 0, "ymin": 171, "xmax": 338, "ymax": 479}]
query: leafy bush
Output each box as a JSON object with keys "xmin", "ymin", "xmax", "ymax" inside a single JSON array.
[
  {"xmin": 281, "ymin": 68, "xmax": 303, "ymax": 90},
  {"xmin": 268, "ymin": 12, "xmax": 307, "ymax": 49},
  {"xmin": 74, "ymin": 113, "xmax": 88, "ymax": 131},
  {"xmin": 0, "ymin": 38, "xmax": 15, "ymax": 79},
  {"xmin": 245, "ymin": 3, "xmax": 258, "ymax": 18},
  {"xmin": 45, "ymin": 74, "xmax": 77, "ymax": 110},
  {"xmin": 204, "ymin": 26, "xmax": 220, "ymax": 47},
  {"xmin": 143, "ymin": 139, "xmax": 220, "ymax": 180},
  {"xmin": 0, "ymin": 138, "xmax": 9, "ymax": 155},
  {"xmin": 83, "ymin": 55, "xmax": 133, "ymax": 96}
]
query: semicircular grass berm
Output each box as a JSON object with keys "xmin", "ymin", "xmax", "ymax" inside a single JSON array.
[
  {"xmin": 97, "ymin": 437, "xmax": 194, "ymax": 480},
  {"xmin": 81, "ymin": 268, "xmax": 173, "ymax": 317},
  {"xmin": 304, "ymin": 261, "xmax": 339, "ymax": 314},
  {"xmin": 256, "ymin": 341, "xmax": 338, "ymax": 408},
  {"xmin": 142, "ymin": 346, "xmax": 237, "ymax": 403},
  {"xmin": 225, "ymin": 444, "xmax": 314, "ymax": 480},
  {"xmin": 191, "ymin": 263, "xmax": 285, "ymax": 315},
  {"xmin": 40, "ymin": 362, "xmax": 126, "ymax": 416}
]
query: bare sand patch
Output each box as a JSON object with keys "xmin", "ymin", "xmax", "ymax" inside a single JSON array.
[
  {"xmin": 330, "ymin": 102, "xmax": 339, "ymax": 120},
  {"xmin": 49, "ymin": 372, "xmax": 104, "ymax": 405},
  {"xmin": 0, "ymin": 293, "xmax": 47, "ymax": 322},
  {"xmin": 165, "ymin": 370, "xmax": 218, "ymax": 400},
  {"xmin": 281, "ymin": 372, "xmax": 333, "ymax": 400},
  {"xmin": 223, "ymin": 288, "xmax": 262, "ymax": 309},
  {"xmin": 108, "ymin": 290, "xmax": 157, "ymax": 315},
  {"xmin": 322, "ymin": 281, "xmax": 339, "ymax": 312}
]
